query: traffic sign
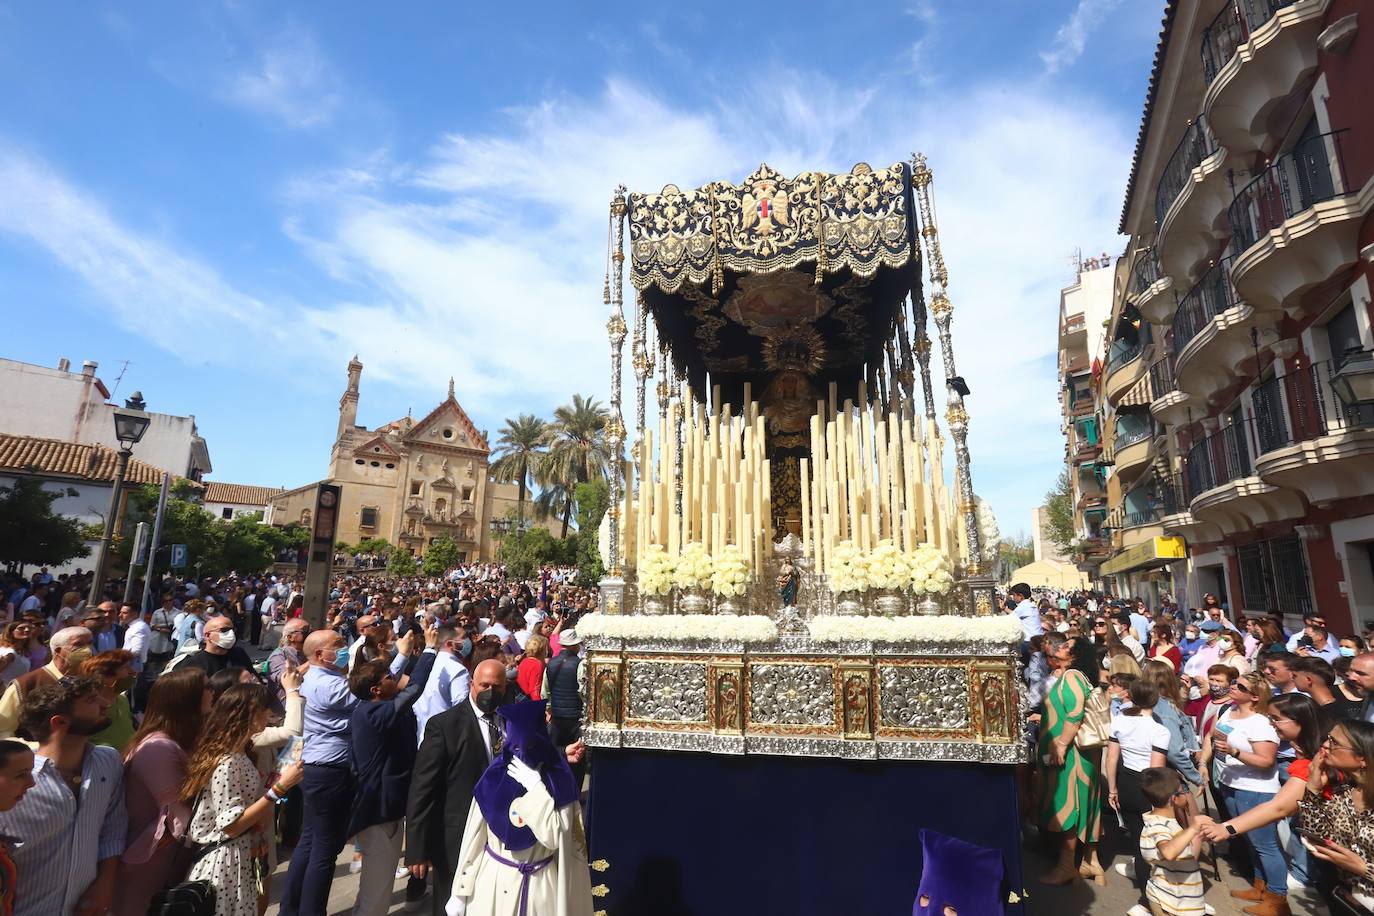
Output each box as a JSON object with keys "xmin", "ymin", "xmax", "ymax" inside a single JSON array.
[{"xmin": 170, "ymin": 544, "xmax": 188, "ymax": 568}]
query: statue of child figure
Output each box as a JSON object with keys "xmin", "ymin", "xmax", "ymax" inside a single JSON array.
[{"xmin": 776, "ymin": 560, "xmax": 799, "ymax": 608}]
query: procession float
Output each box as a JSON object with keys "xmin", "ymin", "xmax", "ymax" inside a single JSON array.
[{"xmin": 582, "ymin": 157, "xmax": 1025, "ymax": 913}]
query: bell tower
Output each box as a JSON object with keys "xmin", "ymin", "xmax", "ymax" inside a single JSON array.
[{"xmin": 338, "ymin": 355, "xmax": 362, "ymax": 439}]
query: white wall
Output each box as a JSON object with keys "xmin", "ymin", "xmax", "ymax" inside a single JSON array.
[
  {"xmin": 204, "ymin": 501, "xmax": 267, "ymax": 521},
  {"xmin": 0, "ymin": 472, "xmax": 104, "ymax": 575},
  {"xmin": 0, "ymin": 358, "xmax": 211, "ymax": 478}
]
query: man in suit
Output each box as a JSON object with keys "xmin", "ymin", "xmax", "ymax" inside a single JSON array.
[{"xmin": 406, "ymin": 658, "xmax": 508, "ymax": 916}]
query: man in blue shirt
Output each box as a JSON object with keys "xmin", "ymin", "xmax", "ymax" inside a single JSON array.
[
  {"xmin": 1008, "ymin": 583, "xmax": 1040, "ymax": 643},
  {"xmin": 279, "ymin": 626, "xmax": 409, "ymax": 916},
  {"xmin": 1128, "ymin": 599, "xmax": 1153, "ymax": 645}
]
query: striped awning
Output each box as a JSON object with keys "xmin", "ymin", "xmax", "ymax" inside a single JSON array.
[{"xmin": 1118, "ymin": 371, "xmax": 1154, "ymax": 407}]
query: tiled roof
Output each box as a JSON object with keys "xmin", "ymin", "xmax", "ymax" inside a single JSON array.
[
  {"xmin": 1119, "ymin": 0, "xmax": 1180, "ymax": 234},
  {"xmin": 203, "ymin": 481, "xmax": 285, "ymax": 506},
  {"xmin": 0, "ymin": 433, "xmax": 180, "ymax": 486}
]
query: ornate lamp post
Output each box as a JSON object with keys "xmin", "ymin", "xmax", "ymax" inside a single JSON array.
[{"xmin": 89, "ymin": 392, "xmax": 151, "ymax": 604}]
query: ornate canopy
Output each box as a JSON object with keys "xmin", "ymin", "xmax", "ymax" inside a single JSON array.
[{"xmin": 627, "ymin": 162, "xmax": 921, "ymax": 403}]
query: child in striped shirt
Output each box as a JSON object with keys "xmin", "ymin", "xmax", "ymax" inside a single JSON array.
[{"xmin": 1138, "ymin": 766, "xmax": 1206, "ymax": 916}]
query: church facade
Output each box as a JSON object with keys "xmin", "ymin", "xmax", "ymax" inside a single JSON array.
[{"xmin": 268, "ymin": 357, "xmax": 553, "ymax": 563}]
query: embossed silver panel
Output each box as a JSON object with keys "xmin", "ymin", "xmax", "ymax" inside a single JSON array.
[
  {"xmin": 877, "ymin": 665, "xmax": 969, "ymax": 730},
  {"xmin": 749, "ymin": 664, "xmax": 834, "ymax": 726},
  {"xmin": 587, "ymin": 727, "xmax": 1028, "ymax": 764},
  {"xmin": 625, "ymin": 661, "xmax": 707, "ymax": 722}
]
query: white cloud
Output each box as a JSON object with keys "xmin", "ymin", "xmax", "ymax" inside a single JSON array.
[
  {"xmin": 1040, "ymin": 0, "xmax": 1126, "ymax": 75},
  {"xmin": 217, "ymin": 26, "xmax": 341, "ymax": 129}
]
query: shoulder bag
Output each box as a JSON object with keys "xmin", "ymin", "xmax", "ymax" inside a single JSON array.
[{"xmin": 1074, "ymin": 685, "xmax": 1111, "ymax": 751}]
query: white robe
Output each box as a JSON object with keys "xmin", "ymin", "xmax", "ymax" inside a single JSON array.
[{"xmin": 449, "ymin": 780, "xmax": 594, "ymax": 916}]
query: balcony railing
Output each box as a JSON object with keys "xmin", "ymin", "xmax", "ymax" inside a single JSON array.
[
  {"xmin": 1149, "ymin": 354, "xmax": 1177, "ymax": 400},
  {"xmin": 1202, "ymin": 0, "xmax": 1299, "ymax": 86},
  {"xmin": 1108, "ymin": 336, "xmax": 1144, "ymax": 371},
  {"xmin": 1171, "ymin": 258, "xmax": 1236, "ymax": 353},
  {"xmin": 1156, "ymin": 119, "xmax": 1217, "ymax": 225},
  {"xmin": 1185, "ymin": 419, "xmax": 1255, "ymax": 501},
  {"xmin": 1115, "ymin": 416, "xmax": 1156, "ymax": 450},
  {"xmin": 1251, "ymin": 350, "xmax": 1374, "ymax": 455},
  {"xmin": 1229, "ymin": 129, "xmax": 1348, "ymax": 255},
  {"xmin": 1128, "ymin": 248, "xmax": 1164, "ymax": 299},
  {"xmin": 1063, "ymin": 312, "xmax": 1087, "ymax": 335}
]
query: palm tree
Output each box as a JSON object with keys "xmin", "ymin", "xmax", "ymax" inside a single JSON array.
[
  {"xmin": 489, "ymin": 414, "xmax": 551, "ymax": 527},
  {"xmin": 542, "ymin": 394, "xmax": 610, "ymax": 538}
]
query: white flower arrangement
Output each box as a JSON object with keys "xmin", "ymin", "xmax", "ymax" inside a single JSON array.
[
  {"xmin": 577, "ymin": 613, "xmax": 778, "ymax": 643},
  {"xmin": 709, "ymin": 544, "xmax": 751, "ymax": 597},
  {"xmin": 808, "ymin": 614, "xmax": 1023, "ymax": 644},
  {"xmin": 908, "ymin": 542, "xmax": 954, "ymax": 595},
  {"xmin": 865, "ymin": 540, "xmax": 912, "ymax": 591},
  {"xmin": 976, "ymin": 497, "xmax": 1000, "ymax": 562},
  {"xmin": 637, "ymin": 544, "xmax": 676, "ymax": 596},
  {"xmin": 825, "ymin": 539, "xmax": 870, "ymax": 594},
  {"xmin": 672, "ymin": 541, "xmax": 714, "ymax": 590}
]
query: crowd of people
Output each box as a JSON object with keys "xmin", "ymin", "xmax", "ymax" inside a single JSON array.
[
  {"xmin": 1014, "ymin": 583, "xmax": 1374, "ymax": 916},
  {"xmin": 0, "ymin": 563, "xmax": 597, "ymax": 916}
]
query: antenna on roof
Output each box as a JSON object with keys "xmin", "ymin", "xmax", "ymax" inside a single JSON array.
[
  {"xmin": 108, "ymin": 360, "xmax": 132, "ymax": 400},
  {"xmin": 1067, "ymin": 247, "xmax": 1083, "ymax": 278}
]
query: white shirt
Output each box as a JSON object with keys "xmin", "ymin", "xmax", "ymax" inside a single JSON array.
[
  {"xmin": 414, "ymin": 652, "xmax": 472, "ymax": 743},
  {"xmin": 123, "ymin": 618, "xmax": 151, "ymax": 670},
  {"xmin": 1111, "ymin": 713, "xmax": 1171, "ymax": 772},
  {"xmin": 1119, "ymin": 632, "xmax": 1146, "ymax": 663},
  {"xmin": 1012, "ymin": 599, "xmax": 1040, "ymax": 641},
  {"xmin": 1214, "ymin": 710, "xmax": 1280, "ymax": 792}
]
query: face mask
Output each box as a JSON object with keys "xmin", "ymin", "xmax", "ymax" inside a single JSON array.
[
  {"xmin": 213, "ymin": 629, "xmax": 237, "ymax": 650},
  {"xmin": 63, "ymin": 647, "xmax": 93, "ymax": 670},
  {"xmin": 1218, "ymin": 639, "xmax": 1233, "ymax": 651},
  {"xmin": 1341, "ymin": 647, "xmax": 1358, "ymax": 658},
  {"xmin": 460, "ymin": 638, "xmax": 473, "ymax": 659},
  {"xmin": 1188, "ymin": 684, "xmax": 1202, "ymax": 701},
  {"xmin": 1186, "ymin": 633, "xmax": 1199, "ymax": 641},
  {"xmin": 1210, "ymin": 684, "xmax": 1229, "ymax": 698},
  {"xmin": 330, "ymin": 646, "xmax": 350, "ymax": 671},
  {"xmin": 475, "ymin": 687, "xmax": 502, "ymax": 714}
]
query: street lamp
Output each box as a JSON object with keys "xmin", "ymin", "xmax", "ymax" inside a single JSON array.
[
  {"xmin": 1329, "ymin": 348, "xmax": 1374, "ymax": 408},
  {"xmin": 89, "ymin": 393, "xmax": 152, "ymax": 604}
]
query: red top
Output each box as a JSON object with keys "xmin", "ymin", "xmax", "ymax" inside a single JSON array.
[
  {"xmin": 516, "ymin": 657, "xmax": 545, "ymax": 701},
  {"xmin": 1149, "ymin": 645, "xmax": 1183, "ymax": 671}
]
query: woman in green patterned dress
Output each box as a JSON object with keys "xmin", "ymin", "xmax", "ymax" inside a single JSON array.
[{"xmin": 1037, "ymin": 632, "xmax": 1103, "ymax": 884}]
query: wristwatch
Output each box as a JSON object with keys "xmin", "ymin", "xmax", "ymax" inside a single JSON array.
[{"xmin": 1224, "ymin": 823, "xmax": 1237, "ymax": 837}]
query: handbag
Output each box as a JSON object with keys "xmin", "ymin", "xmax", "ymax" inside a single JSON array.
[
  {"xmin": 1074, "ymin": 687, "xmax": 1111, "ymax": 750},
  {"xmin": 149, "ymin": 880, "xmax": 215, "ymax": 916}
]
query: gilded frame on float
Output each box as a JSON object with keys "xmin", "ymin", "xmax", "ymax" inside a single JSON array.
[{"xmin": 584, "ymin": 640, "xmax": 1024, "ymax": 762}]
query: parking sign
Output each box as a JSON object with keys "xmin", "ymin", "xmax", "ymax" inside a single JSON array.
[{"xmin": 170, "ymin": 544, "xmax": 188, "ymax": 568}]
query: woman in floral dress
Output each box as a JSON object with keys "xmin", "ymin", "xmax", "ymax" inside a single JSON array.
[
  {"xmin": 182, "ymin": 684, "xmax": 303, "ymax": 916},
  {"xmin": 1037, "ymin": 632, "xmax": 1104, "ymax": 884}
]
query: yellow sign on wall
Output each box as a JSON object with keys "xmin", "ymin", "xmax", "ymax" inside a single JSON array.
[{"xmin": 1101, "ymin": 536, "xmax": 1186, "ymax": 576}]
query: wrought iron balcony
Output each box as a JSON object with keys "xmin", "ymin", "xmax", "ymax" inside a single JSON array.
[
  {"xmin": 1229, "ymin": 129, "xmax": 1348, "ymax": 256},
  {"xmin": 1108, "ymin": 336, "xmax": 1144, "ymax": 371},
  {"xmin": 1251, "ymin": 350, "xmax": 1374, "ymax": 455},
  {"xmin": 1155, "ymin": 119, "xmax": 1217, "ymax": 226},
  {"xmin": 1128, "ymin": 248, "xmax": 1163, "ymax": 300},
  {"xmin": 1114, "ymin": 415, "xmax": 1156, "ymax": 450},
  {"xmin": 1202, "ymin": 0, "xmax": 1299, "ymax": 86},
  {"xmin": 1149, "ymin": 355, "xmax": 1177, "ymax": 400},
  {"xmin": 1184, "ymin": 419, "xmax": 1254, "ymax": 502},
  {"xmin": 1171, "ymin": 258, "xmax": 1236, "ymax": 353}
]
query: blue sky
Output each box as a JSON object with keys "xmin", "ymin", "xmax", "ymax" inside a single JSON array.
[{"xmin": 0, "ymin": 0, "xmax": 1163, "ymax": 541}]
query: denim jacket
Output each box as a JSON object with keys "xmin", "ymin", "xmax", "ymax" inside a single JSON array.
[{"xmin": 1153, "ymin": 699, "xmax": 1203, "ymax": 785}]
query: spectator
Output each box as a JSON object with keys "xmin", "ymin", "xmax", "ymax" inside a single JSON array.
[
  {"xmin": 1291, "ymin": 655, "xmax": 1349, "ymax": 717},
  {"xmin": 113, "ymin": 667, "xmax": 211, "ymax": 916},
  {"xmin": 0, "ymin": 624, "xmax": 33, "ymax": 690},
  {"xmin": 1008, "ymin": 583, "xmax": 1039, "ymax": 643},
  {"xmin": 1137, "ymin": 767, "xmax": 1205, "ymax": 916},
  {"xmin": 1200, "ymin": 672, "xmax": 1286, "ymax": 909},
  {"xmin": 1263, "ymin": 653, "xmax": 1302, "ymax": 696},
  {"xmin": 1113, "ymin": 613, "xmax": 1146, "ymax": 664},
  {"xmin": 173, "ymin": 600, "xmax": 206, "ymax": 655},
  {"xmin": 1248, "ymin": 619, "xmax": 1287, "ymax": 663},
  {"xmin": 1178, "ymin": 622, "xmax": 1205, "ymax": 667},
  {"xmin": 1344, "ymin": 653, "xmax": 1374, "ymax": 724},
  {"xmin": 0, "ymin": 677, "xmax": 126, "ymax": 916},
  {"xmin": 146, "ymin": 594, "xmax": 177, "ymax": 675},
  {"xmin": 1105, "ymin": 679, "xmax": 1169, "ymax": 910},
  {"xmin": 178, "ymin": 614, "xmax": 254, "ymax": 678},
  {"xmin": 1295, "ymin": 625, "xmax": 1340, "ymax": 665},
  {"xmin": 348, "ymin": 622, "xmax": 439, "ymax": 916},
  {"xmin": 0, "ymin": 738, "xmax": 36, "ymax": 915},
  {"xmin": 1148, "ymin": 624, "xmax": 1182, "ymax": 671},
  {"xmin": 413, "ymin": 625, "xmax": 472, "ymax": 743},
  {"xmin": 79, "ymin": 649, "xmax": 137, "ymax": 753},
  {"xmin": 0, "ymin": 626, "xmax": 93, "ymax": 738},
  {"xmin": 117, "ymin": 605, "xmax": 149, "ymax": 674},
  {"xmin": 516, "ymin": 634, "xmax": 550, "ymax": 701},
  {"xmin": 181, "ymin": 683, "xmax": 304, "ymax": 916},
  {"xmin": 250, "ymin": 662, "xmax": 304, "ymax": 897},
  {"xmin": 1216, "ymin": 629, "xmax": 1251, "ymax": 677},
  {"xmin": 1297, "ymin": 720, "xmax": 1374, "ymax": 911},
  {"xmin": 267, "ymin": 619, "xmax": 310, "ymax": 704},
  {"xmin": 1141, "ymin": 660, "xmax": 1203, "ymax": 793},
  {"xmin": 279, "ymin": 628, "xmax": 407, "ymax": 916},
  {"xmin": 546, "ymin": 628, "xmax": 585, "ymax": 762}
]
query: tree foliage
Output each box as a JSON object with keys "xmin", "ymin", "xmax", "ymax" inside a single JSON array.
[
  {"xmin": 421, "ymin": 535, "xmax": 463, "ymax": 577},
  {"xmin": 541, "ymin": 394, "xmax": 609, "ymax": 538},
  {"xmin": 490, "ymin": 414, "xmax": 551, "ymax": 527},
  {"xmin": 498, "ymin": 527, "xmax": 574, "ymax": 580},
  {"xmin": 0, "ymin": 477, "xmax": 89, "ymax": 570},
  {"xmin": 388, "ymin": 550, "xmax": 418, "ymax": 576},
  {"xmin": 1043, "ymin": 467, "xmax": 1076, "ymax": 555},
  {"xmin": 572, "ymin": 478, "xmax": 608, "ymax": 587}
]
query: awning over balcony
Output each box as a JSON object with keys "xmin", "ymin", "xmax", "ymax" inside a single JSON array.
[
  {"xmin": 1118, "ymin": 372, "xmax": 1155, "ymax": 408},
  {"xmin": 1101, "ymin": 535, "xmax": 1187, "ymax": 576}
]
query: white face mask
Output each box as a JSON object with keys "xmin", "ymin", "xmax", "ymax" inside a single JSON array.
[
  {"xmin": 213, "ymin": 629, "xmax": 237, "ymax": 650},
  {"xmin": 1218, "ymin": 638, "xmax": 1233, "ymax": 652}
]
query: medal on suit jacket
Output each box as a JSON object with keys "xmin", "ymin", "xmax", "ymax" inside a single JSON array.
[{"xmin": 472, "ymin": 700, "xmax": 579, "ymax": 851}]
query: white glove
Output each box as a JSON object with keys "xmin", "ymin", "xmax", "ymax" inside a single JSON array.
[
  {"xmin": 445, "ymin": 896, "xmax": 468, "ymax": 916},
  {"xmin": 507, "ymin": 756, "xmax": 543, "ymax": 792}
]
